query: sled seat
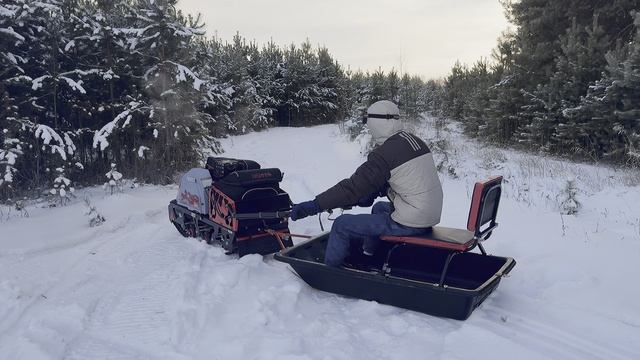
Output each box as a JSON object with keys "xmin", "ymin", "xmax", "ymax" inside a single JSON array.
[
  {"xmin": 383, "ymin": 227, "xmax": 475, "ymax": 252},
  {"xmin": 380, "ymin": 176, "xmax": 503, "ymax": 285}
]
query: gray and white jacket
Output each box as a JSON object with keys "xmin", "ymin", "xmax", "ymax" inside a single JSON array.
[{"xmin": 316, "ymin": 130, "xmax": 443, "ymax": 228}]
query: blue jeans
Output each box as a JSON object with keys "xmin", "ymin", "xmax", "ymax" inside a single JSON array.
[{"xmin": 324, "ymin": 201, "xmax": 427, "ymax": 266}]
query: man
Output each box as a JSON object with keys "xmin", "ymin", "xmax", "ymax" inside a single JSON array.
[{"xmin": 290, "ymin": 100, "xmax": 443, "ymax": 267}]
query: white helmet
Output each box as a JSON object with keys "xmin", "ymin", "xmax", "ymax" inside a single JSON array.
[{"xmin": 365, "ymin": 100, "xmax": 402, "ymax": 144}]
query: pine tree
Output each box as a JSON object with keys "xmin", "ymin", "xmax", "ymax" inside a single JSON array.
[
  {"xmin": 384, "ymin": 69, "xmax": 400, "ymax": 103},
  {"xmin": 0, "ymin": 1, "xmax": 29, "ymax": 196},
  {"xmin": 580, "ymin": 13, "xmax": 640, "ymax": 163},
  {"xmin": 94, "ymin": 0, "xmax": 208, "ymax": 182}
]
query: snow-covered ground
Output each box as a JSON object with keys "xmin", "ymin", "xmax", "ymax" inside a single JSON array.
[{"xmin": 1, "ymin": 119, "xmax": 639, "ymax": 359}]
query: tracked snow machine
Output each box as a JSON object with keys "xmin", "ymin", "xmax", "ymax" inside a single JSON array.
[
  {"xmin": 168, "ymin": 157, "xmax": 297, "ymax": 256},
  {"xmin": 169, "ymin": 160, "xmax": 515, "ymax": 320}
]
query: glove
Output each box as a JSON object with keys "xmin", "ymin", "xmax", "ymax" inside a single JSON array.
[
  {"xmin": 290, "ymin": 200, "xmax": 321, "ymax": 221},
  {"xmin": 357, "ymin": 192, "xmax": 377, "ymax": 207}
]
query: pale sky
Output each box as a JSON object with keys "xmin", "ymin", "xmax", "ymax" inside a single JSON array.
[{"xmin": 177, "ymin": 0, "xmax": 510, "ymax": 79}]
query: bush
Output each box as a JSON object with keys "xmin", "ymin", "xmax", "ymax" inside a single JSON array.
[
  {"xmin": 84, "ymin": 197, "xmax": 106, "ymax": 227},
  {"xmin": 559, "ymin": 179, "xmax": 581, "ymax": 215}
]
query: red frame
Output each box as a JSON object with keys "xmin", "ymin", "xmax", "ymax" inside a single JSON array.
[
  {"xmin": 381, "ymin": 176, "xmax": 503, "ymax": 251},
  {"xmin": 467, "ymin": 175, "xmax": 503, "ymax": 233}
]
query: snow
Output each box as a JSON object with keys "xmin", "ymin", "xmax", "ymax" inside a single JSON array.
[
  {"xmin": 223, "ymin": 86, "xmax": 235, "ymax": 96},
  {"xmin": 101, "ymin": 70, "xmax": 115, "ymax": 81},
  {"xmin": 2, "ymin": 166, "xmax": 13, "ymax": 183},
  {"xmin": 137, "ymin": 146, "xmax": 149, "ymax": 159},
  {"xmin": 1, "ymin": 120, "xmax": 640, "ymax": 359},
  {"xmin": 34, "ymin": 124, "xmax": 67, "ymax": 160},
  {"xmin": 105, "ymin": 163, "xmax": 123, "ymax": 182},
  {"xmin": 122, "ymin": 115, "xmax": 132, "ymax": 128},
  {"xmin": 0, "ymin": 149, "xmax": 18, "ymax": 165},
  {"xmin": 31, "ymin": 75, "xmax": 51, "ymax": 90},
  {"xmin": 63, "ymin": 133, "xmax": 76, "ymax": 155},
  {"xmin": 0, "ymin": 5, "xmax": 16, "ymax": 17},
  {"xmin": 64, "ymin": 40, "xmax": 75, "ymax": 52},
  {"xmin": 93, "ymin": 111, "xmax": 131, "ymax": 151},
  {"xmin": 0, "ymin": 27, "xmax": 25, "ymax": 42},
  {"xmin": 60, "ymin": 76, "xmax": 86, "ymax": 94},
  {"xmin": 172, "ymin": 62, "xmax": 205, "ymax": 91},
  {"xmin": 6, "ymin": 52, "xmax": 17, "ymax": 65}
]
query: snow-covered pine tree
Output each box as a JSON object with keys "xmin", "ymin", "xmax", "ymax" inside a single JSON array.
[
  {"xmin": 256, "ymin": 40, "xmax": 286, "ymax": 126},
  {"xmin": 84, "ymin": 196, "xmax": 105, "ymax": 227},
  {"xmin": 579, "ymin": 12, "xmax": 640, "ymax": 164},
  {"xmin": 64, "ymin": 0, "xmax": 133, "ymax": 182},
  {"xmin": 550, "ymin": 15, "xmax": 609, "ymax": 157},
  {"xmin": 310, "ymin": 46, "xmax": 342, "ymax": 124},
  {"xmin": 104, "ymin": 162, "xmax": 122, "ymax": 194},
  {"xmin": 482, "ymin": 32, "xmax": 524, "ymax": 145},
  {"xmin": 0, "ymin": 0, "xmax": 27, "ymax": 196},
  {"xmin": 421, "ymin": 79, "xmax": 444, "ymax": 117},
  {"xmin": 560, "ymin": 179, "xmax": 581, "ymax": 215},
  {"xmin": 462, "ymin": 59, "xmax": 495, "ymax": 138},
  {"xmin": 94, "ymin": 0, "xmax": 208, "ymax": 182},
  {"xmin": 399, "ymin": 73, "xmax": 421, "ymax": 120},
  {"xmin": 222, "ymin": 34, "xmax": 272, "ymax": 133},
  {"xmin": 369, "ymin": 68, "xmax": 387, "ymax": 104},
  {"xmin": 384, "ymin": 69, "xmax": 400, "ymax": 104},
  {"xmin": 1, "ymin": 1, "xmax": 43, "ymax": 197},
  {"xmin": 194, "ymin": 36, "xmax": 232, "ymax": 145},
  {"xmin": 18, "ymin": 1, "xmax": 87, "ymax": 195},
  {"xmin": 49, "ymin": 166, "xmax": 74, "ymax": 206}
]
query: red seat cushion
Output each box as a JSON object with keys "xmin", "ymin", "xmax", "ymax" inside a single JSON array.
[{"xmin": 381, "ymin": 226, "xmax": 475, "ymax": 252}]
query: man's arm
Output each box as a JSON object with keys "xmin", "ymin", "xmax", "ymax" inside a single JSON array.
[{"xmin": 315, "ymin": 151, "xmax": 391, "ymax": 211}]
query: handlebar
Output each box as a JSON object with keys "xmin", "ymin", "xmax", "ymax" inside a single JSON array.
[{"xmin": 233, "ymin": 210, "xmax": 291, "ymax": 220}]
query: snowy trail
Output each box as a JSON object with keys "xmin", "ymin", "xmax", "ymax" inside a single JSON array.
[{"xmin": 1, "ymin": 122, "xmax": 639, "ymax": 359}]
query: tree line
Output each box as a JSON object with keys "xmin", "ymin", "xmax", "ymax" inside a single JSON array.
[
  {"xmin": 0, "ymin": 0, "xmax": 433, "ymax": 202},
  {"xmin": 432, "ymin": 0, "xmax": 640, "ymax": 166}
]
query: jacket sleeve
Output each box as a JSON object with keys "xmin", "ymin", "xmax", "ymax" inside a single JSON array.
[{"xmin": 315, "ymin": 151, "xmax": 391, "ymax": 211}]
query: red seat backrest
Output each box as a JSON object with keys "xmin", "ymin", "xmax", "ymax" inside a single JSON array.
[{"xmin": 466, "ymin": 176, "xmax": 503, "ymax": 237}]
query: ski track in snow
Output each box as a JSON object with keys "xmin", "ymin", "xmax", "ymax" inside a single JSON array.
[{"xmin": 1, "ymin": 122, "xmax": 639, "ymax": 359}]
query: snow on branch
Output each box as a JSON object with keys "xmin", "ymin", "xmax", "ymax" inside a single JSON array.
[
  {"xmin": 0, "ymin": 27, "xmax": 25, "ymax": 42},
  {"xmin": 170, "ymin": 61, "xmax": 205, "ymax": 91},
  {"xmin": 137, "ymin": 146, "xmax": 150, "ymax": 159},
  {"xmin": 0, "ymin": 5, "xmax": 17, "ymax": 17},
  {"xmin": 0, "ymin": 149, "xmax": 19, "ymax": 166},
  {"xmin": 35, "ymin": 125, "xmax": 64, "ymax": 146},
  {"xmin": 64, "ymin": 40, "xmax": 75, "ymax": 52},
  {"xmin": 32, "ymin": 1, "xmax": 62, "ymax": 12},
  {"xmin": 93, "ymin": 101, "xmax": 146, "ymax": 151},
  {"xmin": 60, "ymin": 76, "xmax": 86, "ymax": 94},
  {"xmin": 93, "ymin": 110, "xmax": 131, "ymax": 151},
  {"xmin": 35, "ymin": 124, "xmax": 68, "ymax": 161},
  {"xmin": 169, "ymin": 22, "xmax": 206, "ymax": 37},
  {"xmin": 113, "ymin": 25, "xmax": 154, "ymax": 37},
  {"xmin": 32, "ymin": 75, "xmax": 51, "ymax": 90}
]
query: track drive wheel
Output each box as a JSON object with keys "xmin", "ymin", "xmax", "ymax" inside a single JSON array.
[
  {"xmin": 172, "ymin": 220, "xmax": 189, "ymax": 237},
  {"xmin": 172, "ymin": 213, "xmax": 197, "ymax": 238}
]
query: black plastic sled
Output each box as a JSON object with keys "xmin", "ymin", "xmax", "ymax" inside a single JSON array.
[{"xmin": 274, "ymin": 176, "xmax": 516, "ymax": 320}]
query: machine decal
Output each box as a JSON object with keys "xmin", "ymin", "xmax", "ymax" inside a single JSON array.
[
  {"xmin": 179, "ymin": 191, "xmax": 201, "ymax": 208},
  {"xmin": 209, "ymin": 187, "xmax": 238, "ymax": 231}
]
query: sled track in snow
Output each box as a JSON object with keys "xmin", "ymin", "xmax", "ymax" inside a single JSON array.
[
  {"xmin": 0, "ymin": 221, "xmax": 137, "ymax": 342},
  {"xmin": 64, "ymin": 236, "xmax": 199, "ymax": 358},
  {"xmin": 479, "ymin": 303, "xmax": 638, "ymax": 360},
  {"xmin": 0, "ymin": 209, "xmax": 191, "ymax": 357}
]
